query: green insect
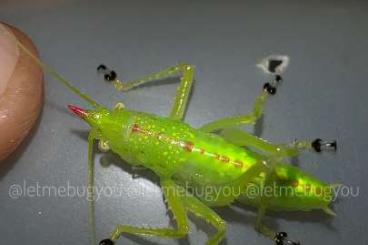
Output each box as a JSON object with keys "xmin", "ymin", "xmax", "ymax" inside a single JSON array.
[{"xmin": 18, "ymin": 40, "xmax": 338, "ymax": 245}]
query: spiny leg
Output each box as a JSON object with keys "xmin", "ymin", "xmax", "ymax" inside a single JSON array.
[
  {"xmin": 87, "ymin": 130, "xmax": 99, "ymax": 245},
  {"xmin": 183, "ymin": 195, "xmax": 226, "ymax": 245},
  {"xmin": 99, "ymin": 179, "xmax": 189, "ymax": 245},
  {"xmin": 199, "ymin": 75, "xmax": 282, "ymax": 133},
  {"xmin": 97, "ymin": 63, "xmax": 195, "ymax": 120},
  {"xmin": 201, "ymin": 53, "xmax": 294, "ymax": 132},
  {"xmin": 178, "ymin": 163, "xmax": 266, "ymax": 244},
  {"xmin": 255, "ymin": 206, "xmax": 299, "ymax": 245},
  {"xmin": 169, "ymin": 65, "xmax": 194, "ymax": 120},
  {"xmin": 218, "ymin": 127, "xmax": 337, "ymax": 156},
  {"xmin": 255, "ymin": 206, "xmax": 300, "ymax": 245},
  {"xmin": 254, "ymin": 169, "xmax": 279, "ymax": 241},
  {"xmin": 254, "ymin": 162, "xmax": 300, "ymax": 245},
  {"xmin": 198, "ymin": 70, "xmax": 337, "ymax": 153},
  {"xmin": 255, "ymin": 206, "xmax": 274, "ymax": 239}
]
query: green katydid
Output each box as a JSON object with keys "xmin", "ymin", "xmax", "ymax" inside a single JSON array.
[{"xmin": 17, "ymin": 40, "xmax": 337, "ymax": 245}]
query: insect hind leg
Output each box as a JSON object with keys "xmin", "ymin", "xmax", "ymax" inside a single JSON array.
[
  {"xmin": 255, "ymin": 206, "xmax": 300, "ymax": 245},
  {"xmin": 218, "ymin": 127, "xmax": 337, "ymax": 157},
  {"xmin": 254, "ymin": 162, "xmax": 301, "ymax": 245}
]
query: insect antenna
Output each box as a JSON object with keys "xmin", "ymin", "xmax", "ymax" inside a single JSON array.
[{"xmin": 15, "ymin": 37, "xmax": 102, "ymax": 108}]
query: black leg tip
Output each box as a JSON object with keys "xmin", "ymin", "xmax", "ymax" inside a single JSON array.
[
  {"xmin": 109, "ymin": 71, "xmax": 117, "ymax": 80},
  {"xmin": 275, "ymin": 231, "xmax": 300, "ymax": 245},
  {"xmin": 263, "ymin": 83, "xmax": 277, "ymax": 95},
  {"xmin": 104, "ymin": 74, "xmax": 111, "ymax": 81},
  {"xmin": 275, "ymin": 74, "xmax": 283, "ymax": 82},
  {"xmin": 97, "ymin": 64, "xmax": 107, "ymax": 72},
  {"xmin": 312, "ymin": 138, "xmax": 322, "ymax": 152},
  {"xmin": 274, "ymin": 232, "xmax": 285, "ymax": 245},
  {"xmin": 330, "ymin": 141, "xmax": 337, "ymax": 151},
  {"xmin": 312, "ymin": 138, "xmax": 337, "ymax": 152},
  {"xmin": 276, "ymin": 232, "xmax": 288, "ymax": 238},
  {"xmin": 99, "ymin": 239, "xmax": 114, "ymax": 245},
  {"xmin": 275, "ymin": 238, "xmax": 283, "ymax": 245},
  {"xmin": 104, "ymin": 70, "xmax": 117, "ymax": 81}
]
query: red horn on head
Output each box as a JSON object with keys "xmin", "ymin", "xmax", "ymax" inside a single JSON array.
[{"xmin": 67, "ymin": 105, "xmax": 88, "ymax": 118}]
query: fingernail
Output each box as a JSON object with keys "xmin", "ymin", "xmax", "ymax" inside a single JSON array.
[{"xmin": 0, "ymin": 23, "xmax": 19, "ymax": 96}]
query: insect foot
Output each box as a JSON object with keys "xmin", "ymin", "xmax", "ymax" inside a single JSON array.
[
  {"xmin": 99, "ymin": 238, "xmax": 115, "ymax": 245},
  {"xmin": 263, "ymin": 82, "xmax": 277, "ymax": 95},
  {"xmin": 311, "ymin": 138, "xmax": 337, "ymax": 153},
  {"xmin": 263, "ymin": 74, "xmax": 282, "ymax": 95},
  {"xmin": 97, "ymin": 64, "xmax": 117, "ymax": 82},
  {"xmin": 274, "ymin": 232, "xmax": 300, "ymax": 245}
]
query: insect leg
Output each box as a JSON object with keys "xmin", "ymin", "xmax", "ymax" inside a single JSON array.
[
  {"xmin": 169, "ymin": 64, "xmax": 195, "ymax": 120},
  {"xmin": 255, "ymin": 206, "xmax": 300, "ymax": 245},
  {"xmin": 87, "ymin": 129, "xmax": 99, "ymax": 245},
  {"xmin": 255, "ymin": 206, "xmax": 274, "ymax": 239},
  {"xmin": 183, "ymin": 195, "xmax": 226, "ymax": 245},
  {"xmin": 97, "ymin": 63, "xmax": 194, "ymax": 120},
  {"xmin": 254, "ymin": 168, "xmax": 279, "ymax": 239},
  {"xmin": 199, "ymin": 74, "xmax": 283, "ymax": 132},
  {"xmin": 218, "ymin": 127, "xmax": 336, "ymax": 156},
  {"xmin": 255, "ymin": 164, "xmax": 301, "ymax": 245},
  {"xmin": 99, "ymin": 178, "xmax": 189, "ymax": 245},
  {"xmin": 200, "ymin": 91, "xmax": 269, "ymax": 132}
]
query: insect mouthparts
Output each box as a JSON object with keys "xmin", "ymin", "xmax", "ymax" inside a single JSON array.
[{"xmin": 67, "ymin": 104, "xmax": 88, "ymax": 118}]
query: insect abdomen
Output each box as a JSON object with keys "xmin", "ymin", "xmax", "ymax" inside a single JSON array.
[{"xmin": 101, "ymin": 110, "xmax": 334, "ymax": 212}]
